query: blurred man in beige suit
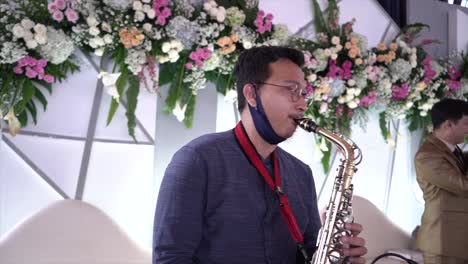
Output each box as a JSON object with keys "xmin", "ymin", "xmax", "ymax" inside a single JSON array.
[{"xmin": 415, "ymin": 98, "xmax": 468, "ymax": 264}]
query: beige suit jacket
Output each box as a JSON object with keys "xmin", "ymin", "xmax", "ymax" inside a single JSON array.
[{"xmin": 415, "ymin": 134, "xmax": 468, "ymax": 259}]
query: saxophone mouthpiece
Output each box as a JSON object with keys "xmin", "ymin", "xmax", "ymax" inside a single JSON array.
[{"xmin": 295, "ymin": 118, "xmax": 319, "ymax": 133}]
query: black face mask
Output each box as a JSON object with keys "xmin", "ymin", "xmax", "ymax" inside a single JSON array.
[{"xmin": 248, "ymin": 93, "xmax": 286, "ymax": 145}]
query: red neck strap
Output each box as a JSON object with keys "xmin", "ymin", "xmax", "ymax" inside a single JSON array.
[{"xmin": 234, "ymin": 122, "xmax": 304, "ymax": 244}]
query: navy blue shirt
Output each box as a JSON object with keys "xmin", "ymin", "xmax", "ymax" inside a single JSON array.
[{"xmin": 153, "ymin": 130, "xmax": 321, "ymax": 264}]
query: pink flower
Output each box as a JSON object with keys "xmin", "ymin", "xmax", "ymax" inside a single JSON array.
[
  {"xmin": 161, "ymin": 7, "xmax": 171, "ymax": 17},
  {"xmin": 18, "ymin": 57, "xmax": 30, "ymax": 67},
  {"xmin": 44, "ymin": 75, "xmax": 55, "ymax": 83},
  {"xmin": 53, "ymin": 10, "xmax": 64, "ymax": 22},
  {"xmin": 37, "ymin": 59, "xmax": 47, "ymax": 68},
  {"xmin": 26, "ymin": 57, "xmax": 37, "ymax": 66},
  {"xmin": 391, "ymin": 83, "xmax": 409, "ymax": 100},
  {"xmin": 306, "ymin": 84, "xmax": 314, "ymax": 94},
  {"xmin": 156, "ymin": 16, "xmax": 166, "ymax": 25},
  {"xmin": 25, "ymin": 68, "xmax": 38, "ymax": 79},
  {"xmin": 359, "ymin": 91, "xmax": 377, "ymax": 107},
  {"xmin": 37, "ymin": 73, "xmax": 44, "ymax": 80},
  {"xmin": 55, "ymin": 0, "xmax": 66, "ymax": 10},
  {"xmin": 447, "ymin": 79, "xmax": 461, "ymax": 90},
  {"xmin": 185, "ymin": 62, "xmax": 194, "ymax": 70},
  {"xmin": 65, "ymin": 8, "xmax": 79, "ymax": 23},
  {"xmin": 13, "ymin": 66, "xmax": 23, "ymax": 74},
  {"xmin": 319, "ymin": 102, "xmax": 328, "ymax": 113},
  {"xmin": 48, "ymin": 2, "xmax": 58, "ymax": 13},
  {"xmin": 255, "ymin": 10, "xmax": 273, "ymax": 34},
  {"xmin": 34, "ymin": 65, "xmax": 45, "ymax": 74}
]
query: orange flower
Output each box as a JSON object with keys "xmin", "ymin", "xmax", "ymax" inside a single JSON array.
[
  {"xmin": 389, "ymin": 42, "xmax": 398, "ymax": 51},
  {"xmin": 119, "ymin": 27, "xmax": 145, "ymax": 49},
  {"xmin": 384, "ymin": 55, "xmax": 393, "ymax": 64},
  {"xmin": 230, "ymin": 34, "xmax": 239, "ymax": 43},
  {"xmin": 388, "ymin": 50, "xmax": 396, "ymax": 59},
  {"xmin": 377, "ymin": 54, "xmax": 385, "ymax": 62},
  {"xmin": 345, "ymin": 42, "xmax": 352, "ymax": 49},
  {"xmin": 217, "ymin": 35, "xmax": 238, "ymax": 55},
  {"xmin": 350, "ymin": 37, "xmax": 359, "ymax": 45},
  {"xmin": 377, "ymin": 42, "xmax": 387, "ymax": 51},
  {"xmin": 355, "ymin": 58, "xmax": 363, "ymax": 65},
  {"xmin": 348, "ymin": 48, "xmax": 358, "ymax": 58}
]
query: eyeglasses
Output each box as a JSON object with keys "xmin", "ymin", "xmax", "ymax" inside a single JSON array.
[{"xmin": 256, "ymin": 82, "xmax": 309, "ymax": 102}]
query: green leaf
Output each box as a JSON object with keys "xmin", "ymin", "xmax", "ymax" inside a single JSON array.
[
  {"xmin": 327, "ymin": 0, "xmax": 340, "ymax": 33},
  {"xmin": 321, "ymin": 141, "xmax": 332, "ymax": 173},
  {"xmin": 17, "ymin": 108, "xmax": 28, "ymax": 127},
  {"xmin": 33, "ymin": 86, "xmax": 48, "ymax": 111},
  {"xmin": 106, "ymin": 67, "xmax": 128, "ymax": 125},
  {"xmin": 26, "ymin": 100, "xmax": 37, "ymax": 125},
  {"xmin": 379, "ymin": 112, "xmax": 390, "ymax": 141},
  {"xmin": 158, "ymin": 62, "xmax": 179, "ymax": 87},
  {"xmin": 15, "ymin": 79, "xmax": 35, "ymax": 115},
  {"xmin": 183, "ymin": 95, "xmax": 196, "ymax": 128},
  {"xmin": 164, "ymin": 60, "xmax": 186, "ymax": 112},
  {"xmin": 215, "ymin": 73, "xmax": 232, "ymax": 94},
  {"xmin": 125, "ymin": 75, "xmax": 140, "ymax": 141},
  {"xmin": 311, "ymin": 0, "xmax": 329, "ymax": 34}
]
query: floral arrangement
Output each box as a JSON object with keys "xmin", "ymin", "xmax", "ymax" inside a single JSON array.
[
  {"xmin": 371, "ymin": 26, "xmax": 468, "ymax": 144},
  {"xmin": 290, "ymin": 0, "xmax": 468, "ymax": 171},
  {"xmin": 0, "ymin": 0, "xmax": 79, "ymax": 136},
  {"xmin": 1, "ymin": 0, "xmax": 467, "ymax": 172}
]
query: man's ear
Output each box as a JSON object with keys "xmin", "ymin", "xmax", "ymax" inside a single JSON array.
[{"xmin": 243, "ymin": 83, "xmax": 257, "ymax": 108}]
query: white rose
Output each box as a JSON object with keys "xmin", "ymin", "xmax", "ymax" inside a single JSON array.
[
  {"xmin": 22, "ymin": 30, "xmax": 33, "ymax": 41},
  {"xmin": 101, "ymin": 22, "xmax": 112, "ymax": 32},
  {"xmin": 171, "ymin": 40, "xmax": 183, "ymax": 51},
  {"xmin": 135, "ymin": 11, "xmax": 145, "ymax": 21},
  {"xmin": 243, "ymin": 41, "xmax": 253, "ymax": 49},
  {"xmin": 34, "ymin": 34, "xmax": 47, "ymax": 44},
  {"xmin": 143, "ymin": 4, "xmax": 151, "ymax": 12},
  {"xmin": 405, "ymin": 101, "xmax": 413, "ymax": 109},
  {"xmin": 158, "ymin": 55, "xmax": 170, "ymax": 63},
  {"xmin": 324, "ymin": 49, "xmax": 332, "ymax": 56},
  {"xmin": 12, "ymin": 24, "xmax": 25, "ymax": 38},
  {"xmin": 143, "ymin": 23, "xmax": 152, "ymax": 32},
  {"xmin": 348, "ymin": 100, "xmax": 358, "ymax": 109},
  {"xmin": 26, "ymin": 39, "xmax": 38, "ymax": 49},
  {"xmin": 203, "ymin": 2, "xmax": 212, "ymax": 11},
  {"xmin": 161, "ymin": 42, "xmax": 171, "ymax": 53},
  {"xmin": 133, "ymin": 1, "xmax": 143, "ymax": 10},
  {"xmin": 331, "ymin": 36, "xmax": 340, "ymax": 45},
  {"xmin": 420, "ymin": 111, "xmax": 427, "ymax": 117},
  {"xmin": 354, "ymin": 88, "xmax": 362, "ymax": 96},
  {"xmin": 337, "ymin": 96, "xmax": 345, "ymax": 104},
  {"xmin": 335, "ymin": 44, "xmax": 343, "ymax": 51},
  {"xmin": 103, "ymin": 34, "xmax": 113, "ymax": 44},
  {"xmin": 21, "ymin": 18, "xmax": 35, "ymax": 29},
  {"xmin": 146, "ymin": 9, "xmax": 155, "ymax": 19},
  {"xmin": 345, "ymin": 92, "xmax": 354, "ymax": 101},
  {"xmin": 169, "ymin": 53, "xmax": 180, "ymax": 63},
  {"xmin": 307, "ymin": 74, "xmax": 317, "ymax": 82},
  {"xmin": 88, "ymin": 38, "xmax": 98, "ymax": 48},
  {"xmin": 168, "ymin": 49, "xmax": 179, "ymax": 59},
  {"xmin": 216, "ymin": 13, "xmax": 225, "ymax": 22},
  {"xmin": 330, "ymin": 54, "xmax": 338, "ymax": 60},
  {"xmin": 86, "ymin": 16, "xmax": 98, "ymax": 26},
  {"xmin": 142, "ymin": 0, "xmax": 151, "ymax": 3},
  {"xmin": 89, "ymin": 26, "xmax": 100, "ymax": 36},
  {"xmin": 33, "ymin": 24, "xmax": 47, "ymax": 35},
  {"xmin": 94, "ymin": 37, "xmax": 105, "ymax": 46},
  {"xmin": 94, "ymin": 48, "xmax": 104, "ymax": 56},
  {"xmin": 347, "ymin": 79, "xmax": 356, "ymax": 86}
]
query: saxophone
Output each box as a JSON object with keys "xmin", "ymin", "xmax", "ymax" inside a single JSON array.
[{"xmin": 296, "ymin": 118, "xmax": 362, "ymax": 264}]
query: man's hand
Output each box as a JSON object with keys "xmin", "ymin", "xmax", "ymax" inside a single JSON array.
[{"xmin": 341, "ymin": 222, "xmax": 367, "ymax": 264}]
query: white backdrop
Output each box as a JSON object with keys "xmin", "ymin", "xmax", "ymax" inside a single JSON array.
[{"xmin": 1, "ymin": 0, "xmax": 468, "ymax": 250}]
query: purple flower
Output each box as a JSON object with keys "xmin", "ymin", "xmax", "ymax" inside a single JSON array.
[{"xmin": 391, "ymin": 83, "xmax": 409, "ymax": 100}]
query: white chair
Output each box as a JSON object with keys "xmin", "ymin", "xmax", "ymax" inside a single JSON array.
[
  {"xmin": 351, "ymin": 195, "xmax": 423, "ymax": 264},
  {"xmin": 0, "ymin": 199, "xmax": 151, "ymax": 264}
]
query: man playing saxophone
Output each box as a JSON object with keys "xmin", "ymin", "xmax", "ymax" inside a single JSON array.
[{"xmin": 153, "ymin": 46, "xmax": 367, "ymax": 264}]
